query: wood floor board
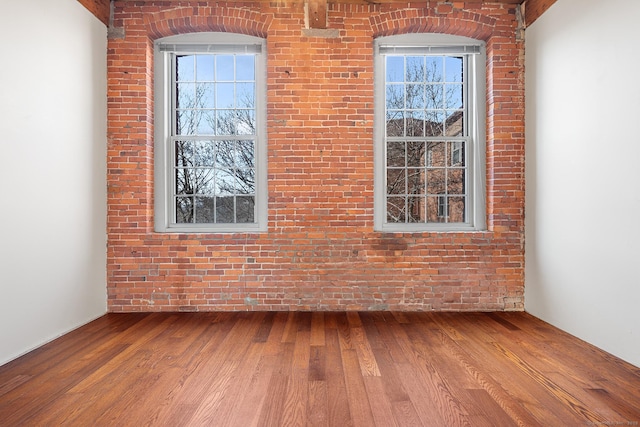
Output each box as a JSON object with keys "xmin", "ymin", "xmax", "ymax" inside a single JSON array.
[
  {"xmin": 310, "ymin": 312, "xmax": 326, "ymax": 346},
  {"xmin": 431, "ymin": 314, "xmax": 588, "ymax": 425},
  {"xmin": 463, "ymin": 388, "xmax": 517, "ymax": 427},
  {"xmin": 194, "ymin": 342, "xmax": 265, "ymax": 424},
  {"xmin": 362, "ymin": 376, "xmax": 398, "ymax": 427},
  {"xmin": 379, "ymin": 318, "xmax": 457, "ymax": 426},
  {"xmin": 368, "ymin": 343, "xmax": 411, "ymax": 403},
  {"xmin": 281, "ymin": 376, "xmax": 309, "ymax": 427},
  {"xmin": 223, "ymin": 353, "xmax": 278, "ymax": 427},
  {"xmin": 369, "ymin": 316, "xmax": 410, "ymax": 364},
  {"xmin": 543, "ymin": 372, "xmax": 626, "ymax": 423},
  {"xmin": 586, "ymin": 387, "xmax": 640, "ymax": 422},
  {"xmin": 323, "ymin": 326, "xmax": 353, "ymax": 426},
  {"xmin": 485, "ymin": 314, "xmax": 640, "ymax": 418},
  {"xmin": 339, "ymin": 349, "xmax": 377, "ymax": 426},
  {"xmin": 1, "ymin": 312, "xmax": 639, "ymax": 426},
  {"xmin": 257, "ymin": 369, "xmax": 288, "ymax": 426},
  {"xmin": 432, "ymin": 326, "xmax": 542, "ymax": 426},
  {"xmin": 477, "ymin": 317, "xmax": 634, "ymax": 425},
  {"xmin": 307, "ymin": 380, "xmax": 329, "ymax": 426}
]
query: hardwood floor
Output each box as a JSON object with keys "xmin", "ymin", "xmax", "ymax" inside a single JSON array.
[{"xmin": 1, "ymin": 312, "xmax": 638, "ymax": 426}]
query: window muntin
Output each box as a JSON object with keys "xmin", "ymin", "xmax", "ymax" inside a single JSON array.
[
  {"xmin": 374, "ymin": 34, "xmax": 486, "ymax": 232},
  {"xmin": 155, "ymin": 33, "xmax": 267, "ymax": 233}
]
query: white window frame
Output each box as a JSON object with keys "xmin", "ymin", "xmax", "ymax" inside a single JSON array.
[
  {"xmin": 154, "ymin": 33, "xmax": 267, "ymax": 233},
  {"xmin": 374, "ymin": 33, "xmax": 486, "ymax": 232}
]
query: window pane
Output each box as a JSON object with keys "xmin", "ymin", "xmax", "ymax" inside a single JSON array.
[
  {"xmin": 196, "ymin": 55, "xmax": 214, "ymax": 81},
  {"xmin": 216, "ymin": 55, "xmax": 234, "ymax": 81},
  {"xmin": 175, "ymin": 169, "xmax": 192, "ymax": 194},
  {"xmin": 407, "ymin": 168, "xmax": 425, "ymax": 195},
  {"xmin": 176, "ymin": 196, "xmax": 194, "ymax": 223},
  {"xmin": 176, "ymin": 82, "xmax": 197, "ymax": 135},
  {"xmin": 407, "ymin": 196, "xmax": 426, "ymax": 222},
  {"xmin": 236, "ymin": 82, "xmax": 255, "ymax": 108},
  {"xmin": 405, "ymin": 56, "xmax": 424, "ymax": 82},
  {"xmin": 426, "ymin": 196, "xmax": 446, "ymax": 223},
  {"xmin": 427, "ymin": 169, "xmax": 445, "ymax": 194},
  {"xmin": 445, "ymin": 83, "xmax": 463, "ymax": 109},
  {"xmin": 386, "ymin": 56, "xmax": 404, "ymax": 82},
  {"xmin": 215, "ymin": 169, "xmax": 237, "ymax": 195},
  {"xmin": 233, "ymin": 140, "xmax": 255, "ymax": 168},
  {"xmin": 445, "ymin": 57, "xmax": 463, "ymax": 83},
  {"xmin": 177, "ymin": 82, "xmax": 196, "ymax": 109},
  {"xmin": 197, "ymin": 111, "xmax": 215, "ymax": 135},
  {"xmin": 448, "ymin": 141, "xmax": 465, "ymax": 167},
  {"xmin": 215, "ymin": 196, "xmax": 235, "ymax": 223},
  {"xmin": 236, "ymin": 196, "xmax": 255, "ymax": 223},
  {"xmin": 216, "ymin": 82, "xmax": 235, "ymax": 109},
  {"xmin": 235, "ymin": 169, "xmax": 255, "ymax": 194},
  {"xmin": 387, "ymin": 169, "xmax": 406, "ymax": 195},
  {"xmin": 386, "ymin": 84, "xmax": 404, "ymax": 110},
  {"xmin": 193, "ymin": 141, "xmax": 215, "ymax": 166},
  {"xmin": 426, "ymin": 57, "xmax": 443, "ymax": 82},
  {"xmin": 176, "ymin": 168, "xmax": 215, "ymax": 195},
  {"xmin": 387, "ymin": 141, "xmax": 405, "ymax": 167},
  {"xmin": 444, "ymin": 111, "xmax": 463, "ymax": 137},
  {"xmin": 406, "ymin": 113, "xmax": 424, "ymax": 137},
  {"xmin": 427, "ymin": 142, "xmax": 445, "ymax": 167},
  {"xmin": 236, "ymin": 55, "xmax": 255, "ymax": 81},
  {"xmin": 175, "ymin": 141, "xmax": 194, "ymax": 167},
  {"xmin": 425, "ymin": 111, "xmax": 445, "ymax": 137},
  {"xmin": 176, "ymin": 55, "xmax": 195, "ymax": 81},
  {"xmin": 195, "ymin": 197, "xmax": 215, "ymax": 223},
  {"xmin": 199, "ymin": 83, "xmax": 215, "ymax": 109},
  {"xmin": 425, "ymin": 84, "xmax": 444, "ymax": 109},
  {"xmin": 405, "ymin": 84, "xmax": 424, "ymax": 109},
  {"xmin": 236, "ymin": 110, "xmax": 256, "ymax": 135},
  {"xmin": 176, "ymin": 110, "xmax": 196, "ymax": 135},
  {"xmin": 214, "ymin": 140, "xmax": 235, "ymax": 169},
  {"xmin": 386, "ymin": 110, "xmax": 405, "ymax": 137},
  {"xmin": 216, "ymin": 110, "xmax": 236, "ymax": 135},
  {"xmin": 447, "ymin": 169, "xmax": 465, "ymax": 195},
  {"xmin": 448, "ymin": 196, "xmax": 466, "ymax": 222},
  {"xmin": 407, "ymin": 141, "xmax": 425, "ymax": 167},
  {"xmin": 387, "ymin": 197, "xmax": 406, "ymax": 223}
]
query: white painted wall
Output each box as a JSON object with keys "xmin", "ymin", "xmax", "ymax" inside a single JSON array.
[
  {"xmin": 525, "ymin": 0, "xmax": 640, "ymax": 367},
  {"xmin": 0, "ymin": 0, "xmax": 107, "ymax": 365}
]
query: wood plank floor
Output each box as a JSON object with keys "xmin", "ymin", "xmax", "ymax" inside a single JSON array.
[{"xmin": 1, "ymin": 312, "xmax": 639, "ymax": 426}]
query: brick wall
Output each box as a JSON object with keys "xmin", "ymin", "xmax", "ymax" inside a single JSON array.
[{"xmin": 107, "ymin": 1, "xmax": 525, "ymax": 312}]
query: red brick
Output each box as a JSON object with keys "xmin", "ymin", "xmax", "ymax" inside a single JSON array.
[{"xmin": 107, "ymin": 1, "xmax": 525, "ymax": 313}]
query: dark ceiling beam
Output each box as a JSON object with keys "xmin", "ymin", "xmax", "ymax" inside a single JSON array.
[
  {"xmin": 77, "ymin": 0, "xmax": 110, "ymax": 26},
  {"xmin": 110, "ymin": 0, "xmax": 524, "ymax": 4},
  {"xmin": 524, "ymin": 0, "xmax": 556, "ymax": 26}
]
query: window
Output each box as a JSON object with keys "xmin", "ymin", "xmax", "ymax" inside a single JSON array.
[
  {"xmin": 451, "ymin": 140, "xmax": 463, "ymax": 166},
  {"xmin": 374, "ymin": 34, "xmax": 486, "ymax": 232},
  {"xmin": 437, "ymin": 195, "xmax": 446, "ymax": 218},
  {"xmin": 154, "ymin": 33, "xmax": 267, "ymax": 233}
]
